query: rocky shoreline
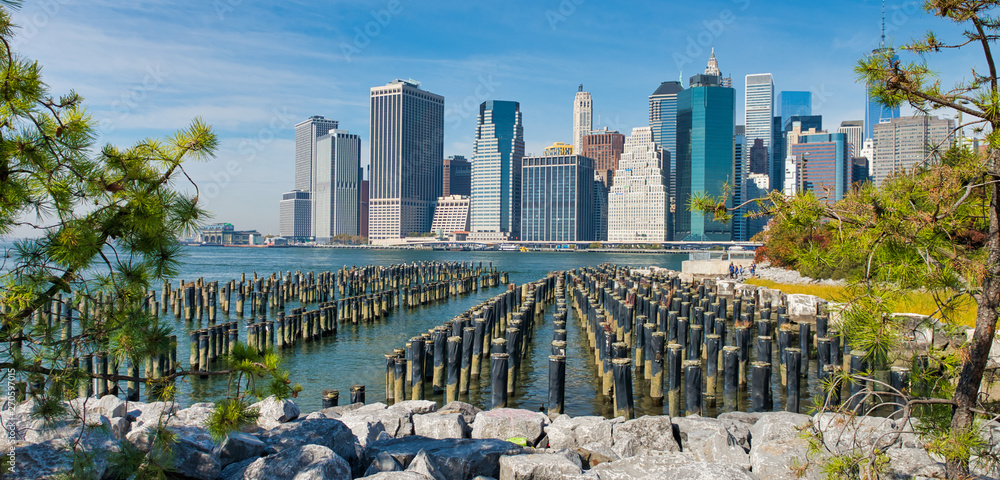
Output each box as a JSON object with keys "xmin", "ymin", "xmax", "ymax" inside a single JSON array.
[{"xmin": 7, "ymin": 392, "xmax": 994, "ymax": 480}]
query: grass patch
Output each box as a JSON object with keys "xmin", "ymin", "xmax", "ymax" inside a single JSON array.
[{"xmin": 745, "ymin": 279, "xmax": 977, "ymax": 328}]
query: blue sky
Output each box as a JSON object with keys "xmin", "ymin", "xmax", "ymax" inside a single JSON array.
[{"xmin": 9, "ymin": 0, "xmax": 978, "ymax": 235}]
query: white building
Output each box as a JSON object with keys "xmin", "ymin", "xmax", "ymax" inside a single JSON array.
[
  {"xmin": 431, "ymin": 195, "xmax": 471, "ymax": 233},
  {"xmin": 607, "ymin": 127, "xmax": 669, "ymax": 242},
  {"xmin": 872, "ymin": 115, "xmax": 954, "ymax": 187},
  {"xmin": 572, "ymin": 86, "xmax": 592, "ymax": 155},
  {"xmin": 838, "ymin": 120, "xmax": 864, "ymax": 155},
  {"xmin": 289, "ymin": 116, "xmax": 339, "ymax": 237},
  {"xmin": 278, "ymin": 190, "xmax": 311, "ymax": 241},
  {"xmin": 784, "ymin": 155, "xmax": 800, "ymax": 197},
  {"xmin": 744, "ymin": 173, "xmax": 770, "ymax": 239},
  {"xmin": 745, "ymin": 73, "xmax": 774, "ymax": 183},
  {"xmin": 314, "ymin": 130, "xmax": 361, "ymax": 243},
  {"xmin": 369, "ymin": 79, "xmax": 444, "ymax": 243}
]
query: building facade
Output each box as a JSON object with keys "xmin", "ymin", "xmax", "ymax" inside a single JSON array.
[
  {"xmin": 521, "ymin": 154, "xmax": 594, "ymax": 242},
  {"xmin": 675, "ymin": 67, "xmax": 735, "ymax": 241},
  {"xmin": 838, "ymin": 120, "xmax": 864, "ymax": 154},
  {"xmin": 865, "ymin": 48, "xmax": 901, "ymax": 140},
  {"xmin": 360, "ymin": 180, "xmax": 369, "ymax": 239},
  {"xmin": 778, "ymin": 91, "xmax": 811, "ymax": 119},
  {"xmin": 544, "ymin": 142, "xmax": 573, "ymax": 156},
  {"xmin": 744, "ymin": 173, "xmax": 770, "ymax": 240},
  {"xmin": 469, "ymin": 100, "xmax": 524, "ymax": 241},
  {"xmin": 649, "ymin": 81, "xmax": 683, "ymax": 212},
  {"xmin": 732, "ymin": 128, "xmax": 747, "ymax": 241},
  {"xmin": 748, "ymin": 138, "xmax": 768, "ymax": 175},
  {"xmin": 573, "ymin": 86, "xmax": 593, "ymax": 155},
  {"xmin": 745, "ymin": 73, "xmax": 774, "ymax": 183},
  {"xmin": 313, "ymin": 129, "xmax": 362, "ymax": 243},
  {"xmin": 593, "ymin": 173, "xmax": 608, "ymax": 242},
  {"xmin": 279, "ymin": 190, "xmax": 311, "ymax": 242},
  {"xmin": 581, "ymin": 127, "xmax": 625, "ymax": 188},
  {"xmin": 872, "ymin": 115, "xmax": 954, "ymax": 187},
  {"xmin": 443, "ymin": 155, "xmax": 471, "ymax": 197},
  {"xmin": 789, "ymin": 132, "xmax": 853, "ymax": 202},
  {"xmin": 369, "ymin": 79, "xmax": 444, "ymax": 242},
  {"xmin": 431, "ymin": 195, "xmax": 471, "ymax": 233},
  {"xmin": 607, "ymin": 127, "xmax": 669, "ymax": 242}
]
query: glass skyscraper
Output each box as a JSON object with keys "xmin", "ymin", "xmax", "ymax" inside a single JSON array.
[
  {"xmin": 778, "ymin": 91, "xmax": 812, "ymax": 119},
  {"xmin": 676, "ymin": 72, "xmax": 735, "ymax": 241},
  {"xmin": 313, "ymin": 130, "xmax": 361, "ymax": 242},
  {"xmin": 865, "ymin": 48, "xmax": 901, "ymax": 140},
  {"xmin": 521, "ymin": 155, "xmax": 594, "ymax": 242},
  {"xmin": 469, "ymin": 100, "xmax": 524, "ymax": 240},
  {"xmin": 745, "ymin": 74, "xmax": 774, "ymax": 186},
  {"xmin": 649, "ymin": 81, "xmax": 683, "ymax": 221}
]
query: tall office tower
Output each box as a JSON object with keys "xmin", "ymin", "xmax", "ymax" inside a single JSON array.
[
  {"xmin": 649, "ymin": 81, "xmax": 684, "ymax": 214},
  {"xmin": 865, "ymin": 52, "xmax": 901, "ymax": 140},
  {"xmin": 745, "ymin": 73, "xmax": 775, "ymax": 186},
  {"xmin": 294, "ymin": 116, "xmax": 340, "ymax": 192},
  {"xmin": 789, "ymin": 132, "xmax": 853, "ymax": 203},
  {"xmin": 369, "ymin": 79, "xmax": 444, "ymax": 242},
  {"xmin": 573, "ymin": 86, "xmax": 593, "ymax": 154},
  {"xmin": 443, "ymin": 155, "xmax": 471, "ymax": 197},
  {"xmin": 732, "ymin": 129, "xmax": 747, "ymax": 241},
  {"xmin": 748, "ymin": 139, "xmax": 768, "ymax": 174},
  {"xmin": 593, "ymin": 173, "xmax": 608, "ymax": 242},
  {"xmin": 469, "ymin": 100, "xmax": 524, "ymax": 241},
  {"xmin": 607, "ymin": 127, "xmax": 669, "ymax": 242},
  {"xmin": 838, "ymin": 120, "xmax": 864, "ymax": 154},
  {"xmin": 744, "ymin": 173, "xmax": 771, "ymax": 239},
  {"xmin": 279, "ymin": 190, "xmax": 311, "ymax": 242},
  {"xmin": 704, "ymin": 48, "xmax": 733, "ymax": 87},
  {"xmin": 313, "ymin": 129, "xmax": 362, "ymax": 243},
  {"xmin": 771, "ymin": 116, "xmax": 784, "ymax": 189},
  {"xmin": 360, "ymin": 180, "xmax": 369, "ymax": 239},
  {"xmin": 521, "ymin": 154, "xmax": 594, "ymax": 242},
  {"xmin": 778, "ymin": 91, "xmax": 812, "ymax": 119},
  {"xmin": 872, "ymin": 116, "xmax": 954, "ymax": 186},
  {"xmin": 676, "ymin": 64, "xmax": 736, "ymax": 241},
  {"xmin": 581, "ymin": 127, "xmax": 625, "ymax": 188}
]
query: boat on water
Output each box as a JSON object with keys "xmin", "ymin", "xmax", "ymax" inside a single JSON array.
[{"xmin": 499, "ymin": 244, "xmax": 519, "ymax": 251}]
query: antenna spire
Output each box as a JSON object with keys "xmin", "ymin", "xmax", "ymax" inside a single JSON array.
[{"xmin": 880, "ymin": 0, "xmax": 886, "ymax": 48}]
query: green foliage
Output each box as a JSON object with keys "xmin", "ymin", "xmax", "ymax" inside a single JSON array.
[
  {"xmin": 206, "ymin": 399, "xmax": 259, "ymax": 443},
  {"xmin": 330, "ymin": 233, "xmax": 367, "ymax": 245}
]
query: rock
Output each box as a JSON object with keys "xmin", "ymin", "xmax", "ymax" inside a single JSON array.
[
  {"xmin": 220, "ymin": 456, "xmax": 256, "ymax": 480},
  {"xmin": 340, "ymin": 405, "xmax": 412, "ymax": 438},
  {"xmin": 365, "ymin": 435, "xmax": 524, "ymax": 479},
  {"xmin": 108, "ymin": 415, "xmax": 130, "ymax": 440},
  {"xmin": 127, "ymin": 424, "xmax": 220, "ymax": 480},
  {"xmin": 357, "ymin": 473, "xmax": 427, "ymax": 480},
  {"xmin": 5, "ymin": 426, "xmax": 117, "ymax": 480},
  {"xmin": 545, "ymin": 415, "xmax": 613, "ymax": 450},
  {"xmin": 575, "ymin": 441, "xmax": 619, "ymax": 468},
  {"xmin": 471, "ymin": 408, "xmax": 550, "ymax": 447},
  {"xmin": 413, "ymin": 412, "xmax": 469, "ymax": 439},
  {"xmin": 406, "ymin": 448, "xmax": 447, "ymax": 480},
  {"xmin": 129, "ymin": 400, "xmax": 180, "ymax": 428},
  {"xmin": 672, "ymin": 416, "xmax": 750, "ymax": 469},
  {"xmin": 611, "ymin": 415, "xmax": 680, "ymax": 456},
  {"xmin": 716, "ymin": 411, "xmax": 761, "ymax": 450},
  {"xmin": 667, "ymin": 462, "xmax": 759, "ymax": 479},
  {"xmin": 258, "ymin": 417, "xmax": 361, "ymax": 470},
  {"xmin": 242, "ymin": 444, "xmax": 351, "ymax": 480},
  {"xmin": 171, "ymin": 402, "xmax": 216, "ymax": 427},
  {"xmin": 364, "ymin": 451, "xmax": 403, "ymax": 476},
  {"xmin": 498, "ymin": 452, "xmax": 583, "ymax": 480},
  {"xmin": 339, "ymin": 415, "xmax": 387, "ymax": 447},
  {"xmin": 584, "ymin": 452, "xmax": 696, "ymax": 479},
  {"xmin": 251, "ymin": 396, "xmax": 300, "ymax": 428},
  {"xmin": 216, "ymin": 431, "xmax": 267, "ymax": 467},
  {"xmin": 749, "ymin": 412, "xmax": 811, "ymax": 444},
  {"xmin": 749, "ymin": 436, "xmax": 823, "ymax": 480},
  {"xmin": 886, "ymin": 448, "xmax": 946, "ymax": 479},
  {"xmin": 92, "ymin": 394, "xmax": 126, "ymax": 418},
  {"xmin": 715, "ymin": 280, "xmax": 736, "ymax": 298},
  {"xmin": 758, "ymin": 288, "xmax": 785, "ymax": 307},
  {"xmin": 814, "ymin": 412, "xmax": 901, "ymax": 453},
  {"xmin": 438, "ymin": 400, "xmax": 482, "ymax": 424},
  {"xmin": 787, "ymin": 293, "xmax": 823, "ymax": 320},
  {"xmin": 388, "ymin": 399, "xmax": 438, "ymax": 415}
]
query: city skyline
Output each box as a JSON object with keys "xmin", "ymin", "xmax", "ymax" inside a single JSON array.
[{"xmin": 6, "ymin": 1, "xmax": 976, "ymax": 235}]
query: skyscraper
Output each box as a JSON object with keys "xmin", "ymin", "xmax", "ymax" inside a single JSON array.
[
  {"xmin": 865, "ymin": 50, "xmax": 901, "ymax": 140},
  {"xmin": 573, "ymin": 86, "xmax": 593, "ymax": 154},
  {"xmin": 607, "ymin": 127, "xmax": 669, "ymax": 242},
  {"xmin": 838, "ymin": 120, "xmax": 864, "ymax": 154},
  {"xmin": 313, "ymin": 129, "xmax": 361, "ymax": 243},
  {"xmin": 521, "ymin": 154, "xmax": 594, "ymax": 242},
  {"xmin": 872, "ymin": 116, "xmax": 954, "ymax": 186},
  {"xmin": 732, "ymin": 127, "xmax": 747, "ymax": 241},
  {"xmin": 581, "ymin": 128, "xmax": 625, "ymax": 188},
  {"xmin": 704, "ymin": 48, "xmax": 733, "ymax": 88},
  {"xmin": 469, "ymin": 100, "xmax": 524, "ymax": 241},
  {"xmin": 294, "ymin": 116, "xmax": 340, "ymax": 193},
  {"xmin": 789, "ymin": 132, "xmax": 853, "ymax": 202},
  {"xmin": 778, "ymin": 91, "xmax": 811, "ymax": 119},
  {"xmin": 369, "ymin": 79, "xmax": 444, "ymax": 243},
  {"xmin": 278, "ymin": 190, "xmax": 311, "ymax": 242},
  {"xmin": 748, "ymin": 139, "xmax": 768, "ymax": 174},
  {"xmin": 649, "ymin": 81, "xmax": 683, "ymax": 215},
  {"xmin": 443, "ymin": 155, "xmax": 471, "ymax": 197},
  {"xmin": 676, "ymin": 59, "xmax": 736, "ymax": 241},
  {"xmin": 745, "ymin": 74, "xmax": 775, "ymax": 184}
]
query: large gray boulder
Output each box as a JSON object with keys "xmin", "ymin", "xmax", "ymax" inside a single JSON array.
[
  {"xmin": 216, "ymin": 431, "xmax": 268, "ymax": 467},
  {"xmin": 498, "ymin": 452, "xmax": 583, "ymax": 480},
  {"xmin": 405, "ymin": 448, "xmax": 447, "ymax": 480},
  {"xmin": 749, "ymin": 411, "xmax": 811, "ymax": 443},
  {"xmin": 5, "ymin": 420, "xmax": 118, "ymax": 480},
  {"xmin": 128, "ymin": 400, "xmax": 180, "ymax": 428},
  {"xmin": 584, "ymin": 452, "xmax": 697, "ymax": 479},
  {"xmin": 438, "ymin": 400, "xmax": 482, "ymax": 424},
  {"xmin": 472, "ymin": 408, "xmax": 550, "ymax": 447},
  {"xmin": 813, "ymin": 412, "xmax": 901, "ymax": 453},
  {"xmin": 611, "ymin": 415, "xmax": 680, "ymax": 457},
  {"xmin": 413, "ymin": 412, "xmax": 469, "ymax": 439},
  {"xmin": 787, "ymin": 293, "xmax": 823, "ymax": 320},
  {"xmin": 545, "ymin": 415, "xmax": 614, "ymax": 450},
  {"xmin": 66, "ymin": 394, "xmax": 126, "ymax": 419},
  {"xmin": 672, "ymin": 416, "xmax": 750, "ymax": 469},
  {"xmin": 363, "ymin": 451, "xmax": 403, "ymax": 476},
  {"xmin": 127, "ymin": 424, "xmax": 220, "ymax": 480},
  {"xmin": 665, "ymin": 462, "xmax": 759, "ymax": 479},
  {"xmin": 257, "ymin": 417, "xmax": 361, "ymax": 470},
  {"xmin": 748, "ymin": 412, "xmax": 821, "ymax": 480},
  {"xmin": 365, "ymin": 435, "xmax": 524, "ymax": 479},
  {"xmin": 242, "ymin": 444, "xmax": 351, "ymax": 480},
  {"xmin": 886, "ymin": 447, "xmax": 946, "ymax": 479},
  {"xmin": 575, "ymin": 441, "xmax": 619, "ymax": 468},
  {"xmin": 357, "ymin": 473, "xmax": 427, "ymax": 480},
  {"xmin": 338, "ymin": 415, "xmax": 387, "ymax": 447},
  {"xmin": 340, "ymin": 403, "xmax": 413, "ymax": 437},
  {"xmin": 251, "ymin": 396, "xmax": 300, "ymax": 429},
  {"xmin": 388, "ymin": 399, "xmax": 438, "ymax": 415},
  {"xmin": 716, "ymin": 411, "xmax": 761, "ymax": 450},
  {"xmin": 171, "ymin": 402, "xmax": 216, "ymax": 427}
]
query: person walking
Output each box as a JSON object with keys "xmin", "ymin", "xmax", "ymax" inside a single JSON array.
[{"xmin": 728, "ymin": 262, "xmax": 735, "ymax": 279}]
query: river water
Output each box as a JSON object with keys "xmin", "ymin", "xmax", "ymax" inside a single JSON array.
[{"xmin": 163, "ymin": 246, "xmax": 824, "ymax": 417}]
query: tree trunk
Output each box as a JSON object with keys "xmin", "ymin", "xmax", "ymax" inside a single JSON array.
[{"xmin": 947, "ymin": 176, "xmax": 1000, "ymax": 477}]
